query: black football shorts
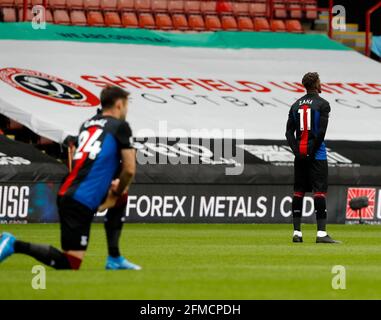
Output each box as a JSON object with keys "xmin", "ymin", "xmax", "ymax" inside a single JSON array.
[
  {"xmin": 294, "ymin": 158, "xmax": 328, "ymax": 193},
  {"xmin": 57, "ymin": 196, "xmax": 95, "ymax": 251}
]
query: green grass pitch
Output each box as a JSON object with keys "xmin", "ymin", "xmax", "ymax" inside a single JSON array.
[{"xmin": 0, "ymin": 223, "xmax": 380, "ymax": 300}]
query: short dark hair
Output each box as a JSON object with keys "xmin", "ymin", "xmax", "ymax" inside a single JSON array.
[
  {"xmin": 100, "ymin": 86, "xmax": 130, "ymax": 109},
  {"xmin": 302, "ymin": 72, "xmax": 320, "ymax": 91}
]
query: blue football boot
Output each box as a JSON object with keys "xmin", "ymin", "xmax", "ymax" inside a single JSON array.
[
  {"xmin": 0, "ymin": 232, "xmax": 16, "ymax": 263},
  {"xmin": 105, "ymin": 256, "xmax": 142, "ymax": 270}
]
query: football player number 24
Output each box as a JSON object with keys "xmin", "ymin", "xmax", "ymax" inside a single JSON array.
[{"xmin": 74, "ymin": 129, "xmax": 103, "ymax": 160}]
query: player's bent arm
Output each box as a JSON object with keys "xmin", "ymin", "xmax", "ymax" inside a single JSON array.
[
  {"xmin": 312, "ymin": 113, "xmax": 329, "ymax": 154},
  {"xmin": 312, "ymin": 102, "xmax": 330, "ymax": 154},
  {"xmin": 285, "ymin": 113, "xmax": 298, "ymax": 155},
  {"xmin": 114, "ymin": 148, "xmax": 136, "ymax": 196}
]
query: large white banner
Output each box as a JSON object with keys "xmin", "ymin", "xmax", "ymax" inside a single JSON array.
[{"xmin": 1, "ymin": 40, "xmax": 381, "ymax": 142}]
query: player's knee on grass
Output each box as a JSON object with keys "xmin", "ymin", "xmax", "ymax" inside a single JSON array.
[{"xmin": 63, "ymin": 251, "xmax": 84, "ymax": 270}]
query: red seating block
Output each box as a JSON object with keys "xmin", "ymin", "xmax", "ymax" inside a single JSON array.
[
  {"xmin": 205, "ymin": 15, "xmax": 221, "ymax": 31},
  {"xmin": 87, "ymin": 10, "xmax": 104, "ymax": 26},
  {"xmin": 121, "ymin": 11, "xmax": 138, "ymax": 27},
  {"xmin": 105, "ymin": 11, "xmax": 122, "ymax": 26},
  {"xmin": 168, "ymin": 0, "xmax": 183, "ymax": 13},
  {"xmin": 70, "ymin": 9, "xmax": 87, "ymax": 25},
  {"xmin": 271, "ymin": 19, "xmax": 286, "ymax": 32},
  {"xmin": 67, "ymin": 0, "xmax": 84, "ymax": 9},
  {"xmin": 253, "ymin": 17, "xmax": 270, "ymax": 31},
  {"xmin": 286, "ymin": 19, "xmax": 303, "ymax": 32},
  {"xmin": 2, "ymin": 7, "xmax": 16, "ymax": 21},
  {"xmin": 100, "ymin": 0, "xmax": 117, "ymax": 11},
  {"xmin": 221, "ymin": 15, "xmax": 237, "ymax": 31},
  {"xmin": 237, "ymin": 16, "xmax": 253, "ymax": 31},
  {"xmin": 184, "ymin": 1, "xmax": 200, "ymax": 14},
  {"xmin": 200, "ymin": 1, "xmax": 216, "ymax": 15},
  {"xmin": 138, "ymin": 12, "xmax": 155, "ymax": 28},
  {"xmin": 188, "ymin": 14, "xmax": 204, "ymax": 31},
  {"xmin": 53, "ymin": 9, "xmax": 70, "ymax": 24},
  {"xmin": 83, "ymin": 0, "xmax": 100, "ymax": 10},
  {"xmin": 172, "ymin": 13, "xmax": 188, "ymax": 30}
]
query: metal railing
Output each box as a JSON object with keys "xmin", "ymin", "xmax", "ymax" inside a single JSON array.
[{"xmin": 365, "ymin": 0, "xmax": 381, "ymax": 57}]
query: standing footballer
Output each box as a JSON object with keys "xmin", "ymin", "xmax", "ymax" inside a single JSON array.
[
  {"xmin": 286, "ymin": 72, "xmax": 340, "ymax": 244},
  {"xmin": 0, "ymin": 86, "xmax": 142, "ymax": 269}
]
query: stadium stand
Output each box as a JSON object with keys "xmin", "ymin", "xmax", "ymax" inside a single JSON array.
[
  {"xmin": 121, "ymin": 11, "xmax": 138, "ymax": 27},
  {"xmin": 237, "ymin": 16, "xmax": 253, "ymax": 31},
  {"xmin": 253, "ymin": 16, "xmax": 270, "ymax": 31},
  {"xmin": 0, "ymin": 0, "xmax": 318, "ymax": 32},
  {"xmin": 70, "ymin": 9, "xmax": 86, "ymax": 24},
  {"xmin": 172, "ymin": 13, "xmax": 188, "ymax": 30}
]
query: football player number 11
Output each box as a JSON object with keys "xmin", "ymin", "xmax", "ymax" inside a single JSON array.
[{"xmin": 298, "ymin": 106, "xmax": 311, "ymax": 131}]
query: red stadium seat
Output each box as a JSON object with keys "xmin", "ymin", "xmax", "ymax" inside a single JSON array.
[
  {"xmin": 138, "ymin": 12, "xmax": 155, "ymax": 28},
  {"xmin": 221, "ymin": 15, "xmax": 237, "ymax": 31},
  {"xmin": 237, "ymin": 16, "xmax": 254, "ymax": 31},
  {"xmin": 0, "ymin": 0, "xmax": 15, "ymax": 7},
  {"xmin": 67, "ymin": 0, "xmax": 84, "ymax": 9},
  {"xmin": 286, "ymin": 19, "xmax": 303, "ymax": 32},
  {"xmin": 14, "ymin": 0, "xmax": 29, "ymax": 8},
  {"xmin": 232, "ymin": 2, "xmax": 248, "ymax": 16},
  {"xmin": 83, "ymin": 0, "xmax": 100, "ymax": 10},
  {"xmin": 18, "ymin": 8, "xmax": 33, "ymax": 20},
  {"xmin": 188, "ymin": 14, "xmax": 204, "ymax": 31},
  {"xmin": 168, "ymin": 0, "xmax": 183, "ymax": 13},
  {"xmin": 151, "ymin": 0, "xmax": 167, "ymax": 12},
  {"xmin": 155, "ymin": 13, "xmax": 172, "ymax": 29},
  {"xmin": 100, "ymin": 0, "xmax": 117, "ymax": 11},
  {"xmin": 45, "ymin": 8, "xmax": 53, "ymax": 22},
  {"xmin": 53, "ymin": 9, "xmax": 70, "ymax": 24},
  {"xmin": 18, "ymin": 7, "xmax": 53, "ymax": 22},
  {"xmin": 49, "ymin": 0, "xmax": 66, "ymax": 9},
  {"xmin": 273, "ymin": 0, "xmax": 287, "ymax": 19},
  {"xmin": 70, "ymin": 9, "xmax": 87, "ymax": 25},
  {"xmin": 2, "ymin": 7, "xmax": 16, "ymax": 21},
  {"xmin": 304, "ymin": 1, "xmax": 317, "ymax": 19},
  {"xmin": 184, "ymin": 1, "xmax": 200, "ymax": 14},
  {"xmin": 87, "ymin": 10, "xmax": 104, "ymax": 26},
  {"xmin": 288, "ymin": 0, "xmax": 302, "ymax": 19},
  {"xmin": 205, "ymin": 15, "xmax": 221, "ymax": 31},
  {"xmin": 271, "ymin": 19, "xmax": 286, "ymax": 32},
  {"xmin": 121, "ymin": 11, "xmax": 138, "ymax": 27},
  {"xmin": 200, "ymin": 1, "xmax": 216, "ymax": 15},
  {"xmin": 117, "ymin": 0, "xmax": 134, "ymax": 11},
  {"xmin": 249, "ymin": 2, "xmax": 267, "ymax": 17},
  {"xmin": 135, "ymin": 0, "xmax": 150, "ymax": 12},
  {"xmin": 216, "ymin": 0, "xmax": 232, "ymax": 13},
  {"xmin": 31, "ymin": 0, "xmax": 43, "ymax": 5},
  {"xmin": 253, "ymin": 17, "xmax": 270, "ymax": 31},
  {"xmin": 172, "ymin": 13, "xmax": 188, "ymax": 30},
  {"xmin": 105, "ymin": 11, "xmax": 121, "ymax": 26}
]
